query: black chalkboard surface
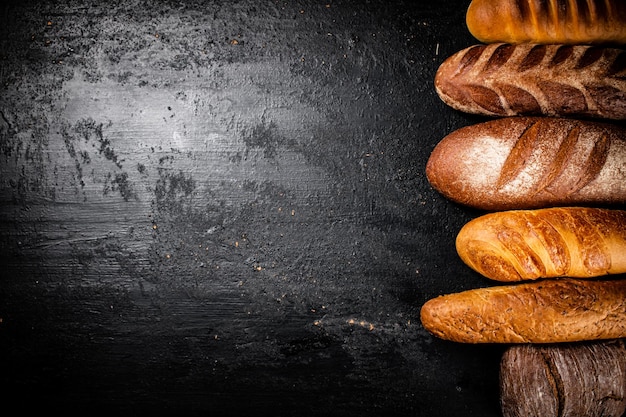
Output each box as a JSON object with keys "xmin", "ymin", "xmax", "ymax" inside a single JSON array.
[{"xmin": 0, "ymin": 1, "xmax": 505, "ymax": 415}]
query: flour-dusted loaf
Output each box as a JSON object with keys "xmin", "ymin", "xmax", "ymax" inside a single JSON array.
[
  {"xmin": 466, "ymin": 0, "xmax": 626, "ymax": 45},
  {"xmin": 426, "ymin": 117, "xmax": 626, "ymax": 210},
  {"xmin": 419, "ymin": 278, "xmax": 626, "ymax": 343},
  {"xmin": 434, "ymin": 43, "xmax": 626, "ymax": 119},
  {"xmin": 455, "ymin": 207, "xmax": 626, "ymax": 282},
  {"xmin": 500, "ymin": 340, "xmax": 626, "ymax": 417}
]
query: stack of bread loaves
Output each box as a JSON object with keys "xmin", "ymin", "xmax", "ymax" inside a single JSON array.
[{"xmin": 419, "ymin": 1, "xmax": 626, "ymax": 416}]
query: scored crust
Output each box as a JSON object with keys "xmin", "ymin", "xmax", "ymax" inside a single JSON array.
[
  {"xmin": 455, "ymin": 207, "xmax": 626, "ymax": 281},
  {"xmin": 434, "ymin": 43, "xmax": 626, "ymax": 119},
  {"xmin": 466, "ymin": 0, "xmax": 626, "ymax": 45},
  {"xmin": 426, "ymin": 117, "xmax": 626, "ymax": 210}
]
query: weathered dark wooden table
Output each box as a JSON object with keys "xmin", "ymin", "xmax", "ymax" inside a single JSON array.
[{"xmin": 1, "ymin": 1, "xmax": 506, "ymax": 415}]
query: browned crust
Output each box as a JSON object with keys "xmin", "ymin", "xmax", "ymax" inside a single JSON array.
[
  {"xmin": 499, "ymin": 340, "xmax": 626, "ymax": 417},
  {"xmin": 434, "ymin": 43, "xmax": 626, "ymax": 119},
  {"xmin": 455, "ymin": 207, "xmax": 626, "ymax": 282},
  {"xmin": 466, "ymin": 0, "xmax": 626, "ymax": 45},
  {"xmin": 419, "ymin": 278, "xmax": 626, "ymax": 343},
  {"xmin": 425, "ymin": 117, "xmax": 626, "ymax": 210}
]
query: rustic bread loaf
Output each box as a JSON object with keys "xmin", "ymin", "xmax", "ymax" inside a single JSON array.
[
  {"xmin": 500, "ymin": 340, "xmax": 626, "ymax": 417},
  {"xmin": 455, "ymin": 207, "xmax": 626, "ymax": 282},
  {"xmin": 434, "ymin": 43, "xmax": 626, "ymax": 119},
  {"xmin": 466, "ymin": 0, "xmax": 626, "ymax": 45},
  {"xmin": 419, "ymin": 277, "xmax": 626, "ymax": 343},
  {"xmin": 426, "ymin": 117, "xmax": 626, "ymax": 210}
]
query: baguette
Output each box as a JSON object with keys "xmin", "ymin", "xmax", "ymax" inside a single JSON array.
[
  {"xmin": 466, "ymin": 0, "xmax": 626, "ymax": 45},
  {"xmin": 419, "ymin": 278, "xmax": 626, "ymax": 343},
  {"xmin": 426, "ymin": 117, "xmax": 626, "ymax": 210},
  {"xmin": 499, "ymin": 340, "xmax": 626, "ymax": 417},
  {"xmin": 455, "ymin": 207, "xmax": 626, "ymax": 282},
  {"xmin": 434, "ymin": 43, "xmax": 626, "ymax": 119}
]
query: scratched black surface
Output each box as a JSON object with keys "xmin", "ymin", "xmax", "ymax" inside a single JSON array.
[{"xmin": 0, "ymin": 1, "xmax": 506, "ymax": 415}]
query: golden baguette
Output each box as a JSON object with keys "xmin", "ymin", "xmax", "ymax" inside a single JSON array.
[
  {"xmin": 466, "ymin": 0, "xmax": 626, "ymax": 45},
  {"xmin": 434, "ymin": 43, "xmax": 626, "ymax": 119},
  {"xmin": 419, "ymin": 278, "xmax": 626, "ymax": 343},
  {"xmin": 455, "ymin": 207, "xmax": 626, "ymax": 282},
  {"xmin": 425, "ymin": 117, "xmax": 626, "ymax": 211}
]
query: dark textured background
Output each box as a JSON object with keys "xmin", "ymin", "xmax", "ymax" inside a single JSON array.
[{"xmin": 0, "ymin": 1, "xmax": 506, "ymax": 415}]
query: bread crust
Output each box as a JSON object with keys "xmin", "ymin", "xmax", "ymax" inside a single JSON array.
[
  {"xmin": 499, "ymin": 340, "xmax": 626, "ymax": 417},
  {"xmin": 426, "ymin": 117, "xmax": 626, "ymax": 210},
  {"xmin": 434, "ymin": 43, "xmax": 626, "ymax": 119},
  {"xmin": 455, "ymin": 207, "xmax": 626, "ymax": 281},
  {"xmin": 419, "ymin": 278, "xmax": 626, "ymax": 343},
  {"xmin": 466, "ymin": 0, "xmax": 626, "ymax": 45}
]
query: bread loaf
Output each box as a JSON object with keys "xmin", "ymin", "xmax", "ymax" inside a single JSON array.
[
  {"xmin": 466, "ymin": 0, "xmax": 626, "ymax": 45},
  {"xmin": 455, "ymin": 207, "xmax": 626, "ymax": 282},
  {"xmin": 500, "ymin": 340, "xmax": 626, "ymax": 417},
  {"xmin": 419, "ymin": 277, "xmax": 626, "ymax": 343},
  {"xmin": 426, "ymin": 117, "xmax": 626, "ymax": 210},
  {"xmin": 434, "ymin": 43, "xmax": 626, "ymax": 119}
]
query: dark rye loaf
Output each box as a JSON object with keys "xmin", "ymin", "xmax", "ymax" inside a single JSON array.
[{"xmin": 499, "ymin": 340, "xmax": 626, "ymax": 417}]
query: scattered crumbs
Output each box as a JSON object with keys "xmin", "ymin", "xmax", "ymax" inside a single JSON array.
[{"xmin": 347, "ymin": 318, "xmax": 375, "ymax": 331}]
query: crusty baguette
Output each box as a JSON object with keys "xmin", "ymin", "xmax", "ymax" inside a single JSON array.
[
  {"xmin": 434, "ymin": 43, "xmax": 626, "ymax": 119},
  {"xmin": 419, "ymin": 278, "xmax": 626, "ymax": 343},
  {"xmin": 426, "ymin": 117, "xmax": 626, "ymax": 210},
  {"xmin": 499, "ymin": 340, "xmax": 626, "ymax": 417},
  {"xmin": 466, "ymin": 0, "xmax": 626, "ymax": 45},
  {"xmin": 455, "ymin": 207, "xmax": 626, "ymax": 282}
]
